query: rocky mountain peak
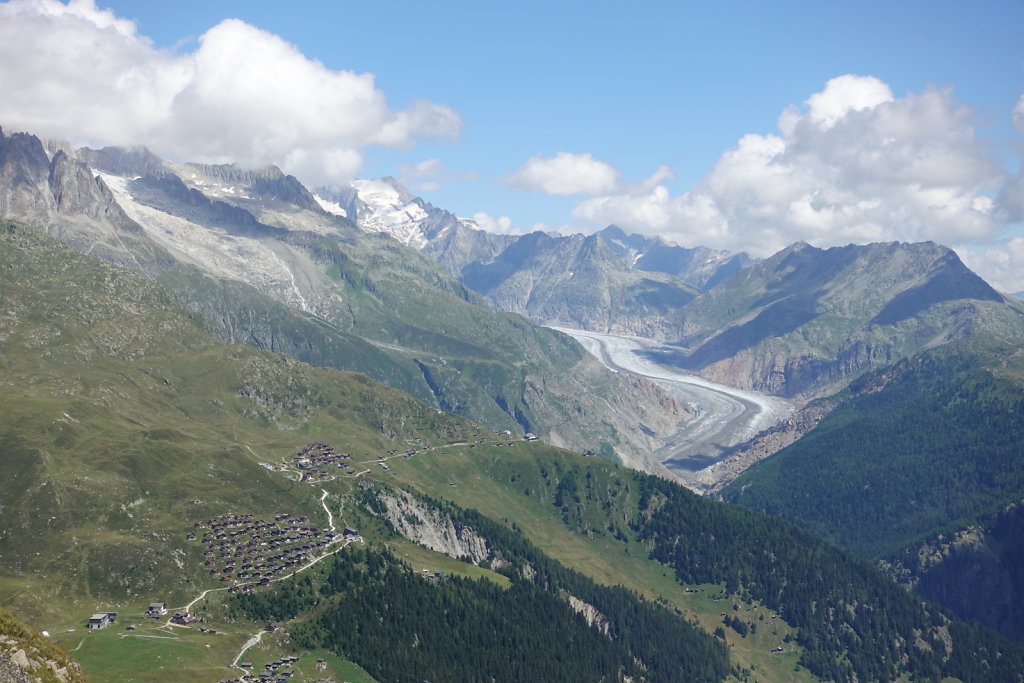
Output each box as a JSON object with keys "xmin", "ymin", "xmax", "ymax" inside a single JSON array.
[
  {"xmin": 674, "ymin": 239, "xmax": 1024, "ymax": 398},
  {"xmin": 184, "ymin": 161, "xmax": 286, "ymax": 183},
  {"xmin": 0, "ymin": 131, "xmax": 57, "ymax": 219},
  {"xmin": 79, "ymin": 145, "xmax": 170, "ymax": 179},
  {"xmin": 327, "ymin": 176, "xmax": 474, "ymax": 249},
  {"xmin": 0, "ymin": 131, "xmax": 50, "ymax": 187},
  {"xmin": 179, "ymin": 162, "xmax": 323, "ymax": 212}
]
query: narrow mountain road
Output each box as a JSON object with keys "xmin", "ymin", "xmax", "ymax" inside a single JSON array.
[
  {"xmin": 225, "ymin": 490, "xmax": 354, "ymax": 673},
  {"xmin": 231, "ymin": 630, "xmax": 264, "ymax": 669},
  {"xmin": 182, "ymin": 586, "xmax": 228, "ymax": 614},
  {"xmin": 553, "ymin": 327, "xmax": 795, "ymax": 489},
  {"xmin": 319, "ymin": 488, "xmax": 335, "ymax": 533}
]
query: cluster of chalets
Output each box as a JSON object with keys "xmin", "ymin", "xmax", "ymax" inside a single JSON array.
[
  {"xmin": 292, "ymin": 442, "xmax": 354, "ymax": 480},
  {"xmin": 221, "ymin": 655, "xmax": 303, "ymax": 682},
  {"xmin": 188, "ymin": 513, "xmax": 340, "ymax": 592}
]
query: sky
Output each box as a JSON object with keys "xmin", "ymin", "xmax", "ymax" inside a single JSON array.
[{"xmin": 1, "ymin": 0, "xmax": 1024, "ymax": 290}]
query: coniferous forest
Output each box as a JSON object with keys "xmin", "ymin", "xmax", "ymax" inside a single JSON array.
[
  {"xmin": 723, "ymin": 337, "xmax": 1024, "ymax": 559},
  {"xmin": 230, "ymin": 544, "xmax": 731, "ymax": 683},
  {"xmin": 637, "ymin": 474, "xmax": 1024, "ymax": 682}
]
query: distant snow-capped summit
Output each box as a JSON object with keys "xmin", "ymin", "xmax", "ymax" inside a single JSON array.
[{"xmin": 315, "ymin": 177, "xmax": 481, "ymax": 251}]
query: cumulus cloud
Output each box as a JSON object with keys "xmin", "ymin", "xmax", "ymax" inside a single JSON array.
[
  {"xmin": 575, "ymin": 75, "xmax": 1013, "ymax": 258},
  {"xmin": 507, "ymin": 152, "xmax": 621, "ymax": 196},
  {"xmin": 397, "ymin": 158, "xmax": 445, "ymax": 192},
  {"xmin": 1014, "ymin": 94, "xmax": 1024, "ymax": 132},
  {"xmin": 472, "ymin": 212, "xmax": 531, "ymax": 235},
  {"xmin": 0, "ymin": 0, "xmax": 461, "ymax": 185},
  {"xmin": 799, "ymin": 74, "xmax": 894, "ymax": 129},
  {"xmin": 397, "ymin": 158, "xmax": 476, "ymax": 193},
  {"xmin": 957, "ymin": 238, "xmax": 1024, "ymax": 294}
]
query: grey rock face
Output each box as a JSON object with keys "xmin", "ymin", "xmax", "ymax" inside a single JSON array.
[{"xmin": 673, "ymin": 240, "xmax": 1022, "ymax": 399}]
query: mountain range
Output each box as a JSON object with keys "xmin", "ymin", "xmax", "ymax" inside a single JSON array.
[
  {"xmin": 318, "ymin": 179, "xmax": 748, "ymax": 339},
  {"xmin": 335, "ymin": 175, "xmax": 1024, "ymax": 401},
  {"xmin": 1, "ymin": 221, "xmax": 1022, "ymax": 681},
  {"xmin": 320, "ymin": 169, "xmax": 1024, "ymax": 644},
  {"xmin": 0, "ymin": 128, "xmax": 689, "ymax": 474},
  {"xmin": 5, "ymin": 121, "xmax": 1024, "ymax": 680}
]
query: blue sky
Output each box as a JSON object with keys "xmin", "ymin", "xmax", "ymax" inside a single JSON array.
[{"xmin": 1, "ymin": 0, "xmax": 1023, "ymax": 288}]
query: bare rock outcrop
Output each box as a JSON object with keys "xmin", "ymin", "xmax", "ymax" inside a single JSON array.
[
  {"xmin": 0, "ymin": 610, "xmax": 87, "ymax": 683},
  {"xmin": 371, "ymin": 488, "xmax": 505, "ymax": 569},
  {"xmin": 563, "ymin": 593, "xmax": 610, "ymax": 636}
]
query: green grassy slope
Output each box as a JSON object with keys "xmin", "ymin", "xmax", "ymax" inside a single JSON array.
[
  {"xmin": 0, "ymin": 222, "xmax": 475, "ymax": 620},
  {"xmin": 0, "ymin": 222, "xmax": 727, "ymax": 681},
  {"xmin": 377, "ymin": 444, "xmax": 1024, "ymax": 682}
]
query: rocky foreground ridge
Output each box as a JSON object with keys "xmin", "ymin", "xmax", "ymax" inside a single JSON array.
[{"xmin": 0, "ymin": 607, "xmax": 86, "ymax": 683}]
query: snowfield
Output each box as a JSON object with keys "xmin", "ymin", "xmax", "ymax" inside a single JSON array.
[{"xmin": 553, "ymin": 327, "xmax": 795, "ymax": 488}]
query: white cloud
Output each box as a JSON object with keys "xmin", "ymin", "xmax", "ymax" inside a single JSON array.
[
  {"xmin": 0, "ymin": 0, "xmax": 461, "ymax": 186},
  {"xmin": 396, "ymin": 158, "xmax": 476, "ymax": 193},
  {"xmin": 574, "ymin": 75, "xmax": 1012, "ymax": 258},
  {"xmin": 801, "ymin": 74, "xmax": 894, "ymax": 130},
  {"xmin": 1013, "ymin": 94, "xmax": 1024, "ymax": 132},
  {"xmin": 636, "ymin": 164, "xmax": 676, "ymax": 192},
  {"xmin": 957, "ymin": 238, "xmax": 1024, "ymax": 294},
  {"xmin": 472, "ymin": 212, "xmax": 528, "ymax": 234},
  {"xmin": 507, "ymin": 152, "xmax": 620, "ymax": 196},
  {"xmin": 399, "ymin": 158, "xmax": 445, "ymax": 178},
  {"xmin": 397, "ymin": 158, "xmax": 445, "ymax": 192}
]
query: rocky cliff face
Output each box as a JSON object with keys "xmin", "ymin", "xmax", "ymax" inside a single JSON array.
[
  {"xmin": 0, "ymin": 129, "xmax": 169, "ymax": 273},
  {"xmin": 564, "ymin": 593, "xmax": 610, "ymax": 636},
  {"xmin": 0, "ymin": 129, "xmax": 53, "ymax": 219},
  {"xmin": 673, "ymin": 241, "xmax": 1024, "ymax": 399},
  {"xmin": 370, "ymin": 488, "xmax": 507, "ymax": 569}
]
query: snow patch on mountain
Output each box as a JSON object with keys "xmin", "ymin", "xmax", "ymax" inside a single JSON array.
[
  {"xmin": 313, "ymin": 194, "xmax": 347, "ymax": 218},
  {"xmin": 177, "ymin": 168, "xmax": 252, "ymax": 200},
  {"xmin": 349, "ymin": 178, "xmax": 432, "ymax": 248},
  {"xmin": 320, "ymin": 176, "xmax": 484, "ymax": 253}
]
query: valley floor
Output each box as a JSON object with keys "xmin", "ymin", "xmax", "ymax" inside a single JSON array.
[{"xmin": 553, "ymin": 327, "xmax": 795, "ymax": 490}]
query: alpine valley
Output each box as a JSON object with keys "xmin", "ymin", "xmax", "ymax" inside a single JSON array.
[{"xmin": 3, "ymin": 125, "xmax": 1024, "ymax": 683}]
